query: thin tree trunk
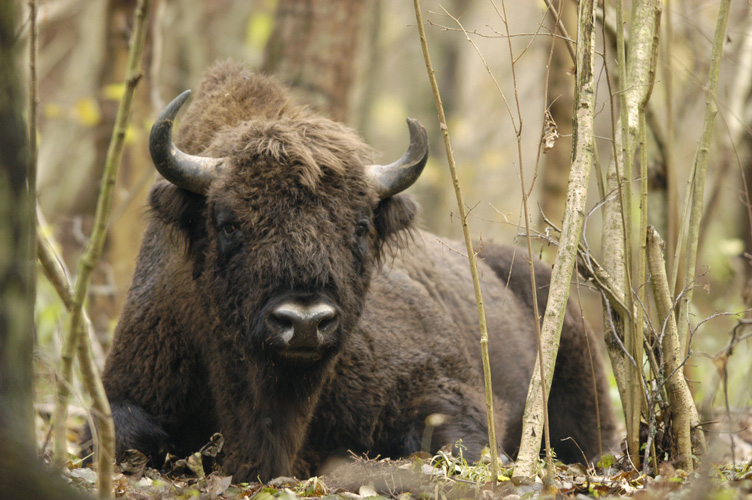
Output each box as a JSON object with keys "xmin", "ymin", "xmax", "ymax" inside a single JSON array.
[
  {"xmin": 539, "ymin": 0, "xmax": 575, "ymax": 227},
  {"xmin": 647, "ymin": 227, "xmax": 700, "ymax": 471},
  {"xmin": 512, "ymin": 0, "xmax": 597, "ymax": 478},
  {"xmin": 601, "ymin": 0, "xmax": 661, "ymax": 468},
  {"xmin": 657, "ymin": 0, "xmax": 678, "ymax": 272},
  {"xmin": 52, "ymin": 2, "xmax": 154, "ymax": 497},
  {"xmin": 88, "ymin": 0, "xmax": 155, "ymax": 343},
  {"xmin": 674, "ymin": 0, "xmax": 731, "ymax": 362}
]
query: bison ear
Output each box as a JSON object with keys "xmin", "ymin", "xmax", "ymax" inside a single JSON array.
[
  {"xmin": 148, "ymin": 181, "xmax": 209, "ymax": 278},
  {"xmin": 373, "ymin": 194, "xmax": 418, "ymax": 250}
]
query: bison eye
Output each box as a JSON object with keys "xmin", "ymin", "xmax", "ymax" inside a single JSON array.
[
  {"xmin": 355, "ymin": 221, "xmax": 369, "ymax": 237},
  {"xmin": 217, "ymin": 220, "xmax": 242, "ymax": 262}
]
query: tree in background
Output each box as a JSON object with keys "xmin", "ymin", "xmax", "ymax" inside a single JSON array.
[
  {"xmin": 262, "ymin": 0, "xmax": 369, "ymax": 122},
  {"xmin": 539, "ymin": 0, "xmax": 575, "ymax": 227}
]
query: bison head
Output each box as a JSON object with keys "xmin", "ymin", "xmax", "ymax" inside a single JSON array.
[{"xmin": 146, "ymin": 67, "xmax": 427, "ymax": 379}]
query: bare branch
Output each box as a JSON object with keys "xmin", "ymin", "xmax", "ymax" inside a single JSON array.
[
  {"xmin": 412, "ymin": 0, "xmax": 500, "ymax": 477},
  {"xmin": 513, "ymin": 0, "xmax": 597, "ymax": 479},
  {"xmin": 52, "ymin": 0, "xmax": 154, "ymax": 496},
  {"xmin": 675, "ymin": 0, "xmax": 732, "ymax": 364}
]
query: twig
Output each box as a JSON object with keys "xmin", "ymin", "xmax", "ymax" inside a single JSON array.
[
  {"xmin": 52, "ymin": 0, "xmax": 154, "ymax": 497},
  {"xmin": 426, "ymin": 20, "xmax": 575, "ymax": 45},
  {"xmin": 542, "ymin": 0, "xmax": 575, "ymax": 62},
  {"xmin": 37, "ymin": 213, "xmax": 106, "ymax": 368},
  {"xmin": 669, "ymin": 165, "xmax": 695, "ymax": 297},
  {"xmin": 674, "ymin": 0, "xmax": 732, "ymax": 373},
  {"xmin": 699, "ymin": 11, "xmax": 752, "ymax": 272},
  {"xmin": 616, "ymin": 0, "xmax": 636, "ymax": 466},
  {"xmin": 489, "ymin": 0, "xmax": 554, "ymax": 480},
  {"xmin": 412, "ymin": 0, "xmax": 499, "ymax": 478},
  {"xmin": 438, "ymin": 7, "xmax": 515, "ymax": 132},
  {"xmin": 513, "ymin": 0, "xmax": 597, "ymax": 478}
]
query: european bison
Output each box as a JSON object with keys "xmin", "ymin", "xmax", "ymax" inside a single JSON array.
[{"xmin": 102, "ymin": 60, "xmax": 614, "ymax": 481}]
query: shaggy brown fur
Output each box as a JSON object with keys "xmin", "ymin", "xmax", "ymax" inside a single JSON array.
[{"xmin": 100, "ymin": 60, "xmax": 615, "ymax": 482}]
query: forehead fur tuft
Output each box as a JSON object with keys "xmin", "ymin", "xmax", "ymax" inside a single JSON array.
[
  {"xmin": 175, "ymin": 60, "xmax": 293, "ymax": 154},
  {"xmin": 216, "ymin": 117, "xmax": 373, "ymax": 189},
  {"xmin": 173, "ymin": 60, "xmax": 373, "ymax": 188}
]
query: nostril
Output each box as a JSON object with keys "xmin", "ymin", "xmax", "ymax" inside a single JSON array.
[
  {"xmin": 308, "ymin": 304, "xmax": 338, "ymax": 336},
  {"xmin": 266, "ymin": 310, "xmax": 296, "ymax": 344},
  {"xmin": 316, "ymin": 314, "xmax": 339, "ymax": 335},
  {"xmin": 268, "ymin": 312, "xmax": 293, "ymax": 330}
]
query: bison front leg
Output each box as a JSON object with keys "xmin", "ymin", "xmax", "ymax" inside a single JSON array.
[
  {"xmin": 207, "ymin": 348, "xmax": 319, "ymax": 482},
  {"xmin": 223, "ymin": 419, "xmax": 294, "ymax": 482},
  {"xmin": 80, "ymin": 399, "xmax": 171, "ymax": 466},
  {"xmin": 217, "ymin": 396, "xmax": 316, "ymax": 482},
  {"xmin": 109, "ymin": 398, "xmax": 171, "ymax": 461}
]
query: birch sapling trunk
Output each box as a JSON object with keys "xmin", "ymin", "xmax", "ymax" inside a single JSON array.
[
  {"xmin": 511, "ymin": 0, "xmax": 597, "ymax": 479},
  {"xmin": 600, "ymin": 0, "xmax": 661, "ymax": 468},
  {"xmin": 647, "ymin": 227, "xmax": 701, "ymax": 471}
]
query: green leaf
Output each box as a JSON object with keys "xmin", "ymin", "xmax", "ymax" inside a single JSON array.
[
  {"xmin": 597, "ymin": 454, "xmax": 614, "ymax": 468},
  {"xmin": 252, "ymin": 490, "xmax": 276, "ymax": 500}
]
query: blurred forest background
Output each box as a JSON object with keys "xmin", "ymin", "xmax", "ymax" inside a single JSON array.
[{"xmin": 13, "ymin": 0, "xmax": 752, "ymax": 460}]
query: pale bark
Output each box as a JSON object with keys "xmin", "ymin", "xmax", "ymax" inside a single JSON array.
[
  {"xmin": 511, "ymin": 0, "xmax": 596, "ymax": 478},
  {"xmin": 647, "ymin": 227, "xmax": 701, "ymax": 472},
  {"xmin": 600, "ymin": 0, "xmax": 661, "ymax": 467}
]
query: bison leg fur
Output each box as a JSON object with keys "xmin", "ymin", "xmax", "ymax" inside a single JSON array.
[
  {"xmin": 109, "ymin": 399, "xmax": 171, "ymax": 464},
  {"xmin": 403, "ymin": 378, "xmax": 507, "ymax": 462}
]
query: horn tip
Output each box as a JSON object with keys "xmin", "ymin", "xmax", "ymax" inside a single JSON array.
[
  {"xmin": 173, "ymin": 89, "xmax": 192, "ymax": 110},
  {"xmin": 405, "ymin": 117, "xmax": 428, "ymax": 141},
  {"xmin": 154, "ymin": 89, "xmax": 193, "ymax": 126}
]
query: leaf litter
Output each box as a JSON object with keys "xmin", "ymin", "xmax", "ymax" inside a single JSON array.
[{"xmin": 59, "ymin": 432, "xmax": 752, "ymax": 500}]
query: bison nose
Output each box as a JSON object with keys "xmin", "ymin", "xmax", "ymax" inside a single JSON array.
[{"xmin": 266, "ymin": 302, "xmax": 339, "ymax": 350}]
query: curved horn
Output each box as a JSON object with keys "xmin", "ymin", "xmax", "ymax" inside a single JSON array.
[
  {"xmin": 149, "ymin": 90, "xmax": 227, "ymax": 194},
  {"xmin": 367, "ymin": 117, "xmax": 429, "ymax": 199}
]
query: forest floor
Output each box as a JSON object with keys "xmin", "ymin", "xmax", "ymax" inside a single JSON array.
[{"xmin": 56, "ymin": 411, "xmax": 752, "ymax": 500}]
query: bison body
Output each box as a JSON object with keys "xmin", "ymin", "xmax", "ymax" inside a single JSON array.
[{"xmin": 102, "ymin": 61, "xmax": 614, "ymax": 481}]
